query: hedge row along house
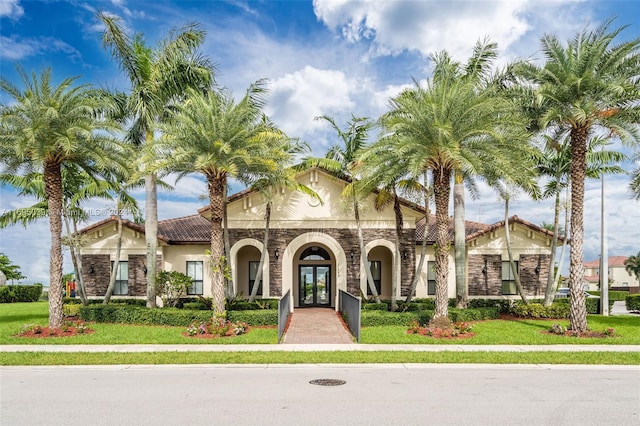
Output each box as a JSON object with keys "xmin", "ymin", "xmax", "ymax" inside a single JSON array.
[{"xmin": 78, "ymin": 168, "xmax": 559, "ymax": 308}]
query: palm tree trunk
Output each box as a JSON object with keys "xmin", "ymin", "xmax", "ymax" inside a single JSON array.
[
  {"xmin": 208, "ymin": 174, "xmax": 227, "ymax": 315},
  {"xmin": 104, "ymin": 215, "xmax": 123, "ymax": 304},
  {"xmin": 249, "ymin": 201, "xmax": 271, "ymax": 303},
  {"xmin": 391, "ymin": 191, "xmax": 402, "ymax": 311},
  {"xmin": 145, "ymin": 172, "xmax": 158, "ymax": 308},
  {"xmin": 44, "ymin": 160, "xmax": 64, "ymax": 328},
  {"xmin": 554, "ymin": 191, "xmax": 569, "ymax": 285},
  {"xmin": 569, "ymin": 128, "xmax": 588, "ymax": 332},
  {"xmin": 504, "ymin": 200, "xmax": 528, "ymax": 304},
  {"xmin": 432, "ymin": 166, "xmax": 451, "ymax": 320},
  {"xmin": 63, "ymin": 213, "xmax": 87, "ymax": 305},
  {"xmin": 223, "ymin": 184, "xmax": 233, "ymax": 299},
  {"xmin": 453, "ymin": 172, "xmax": 467, "ymax": 308},
  {"xmin": 543, "ymin": 188, "xmax": 562, "ymax": 306},
  {"xmin": 354, "ymin": 195, "xmax": 379, "ymax": 302},
  {"xmin": 406, "ymin": 173, "xmax": 430, "ymax": 304}
]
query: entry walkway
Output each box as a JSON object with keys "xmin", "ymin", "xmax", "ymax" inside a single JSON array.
[{"xmin": 282, "ymin": 307, "xmax": 354, "ymax": 344}]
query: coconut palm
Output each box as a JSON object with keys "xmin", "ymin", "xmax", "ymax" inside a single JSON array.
[
  {"xmin": 157, "ymin": 82, "xmax": 285, "ymax": 315},
  {"xmin": 99, "ymin": 12, "xmax": 213, "ymax": 308},
  {"xmin": 515, "ymin": 20, "xmax": 640, "ymax": 331},
  {"xmin": 0, "ymin": 68, "xmax": 123, "ymax": 327},
  {"xmin": 310, "ymin": 115, "xmax": 380, "ymax": 302}
]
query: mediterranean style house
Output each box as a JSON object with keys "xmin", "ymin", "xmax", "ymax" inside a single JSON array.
[
  {"xmin": 78, "ymin": 167, "xmax": 558, "ymax": 308},
  {"xmin": 583, "ymin": 256, "xmax": 640, "ymax": 293}
]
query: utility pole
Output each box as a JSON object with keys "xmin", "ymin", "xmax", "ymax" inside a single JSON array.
[{"xmin": 601, "ymin": 170, "xmax": 609, "ymax": 316}]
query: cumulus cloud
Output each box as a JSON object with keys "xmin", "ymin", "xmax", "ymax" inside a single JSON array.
[
  {"xmin": 265, "ymin": 66, "xmax": 357, "ymax": 140},
  {"xmin": 0, "ymin": 0, "xmax": 23, "ymax": 19}
]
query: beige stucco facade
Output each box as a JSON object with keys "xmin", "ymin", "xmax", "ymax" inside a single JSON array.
[{"xmin": 79, "ymin": 168, "xmax": 558, "ymax": 308}]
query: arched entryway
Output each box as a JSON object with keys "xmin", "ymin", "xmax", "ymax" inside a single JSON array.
[
  {"xmin": 282, "ymin": 232, "xmax": 347, "ymax": 310},
  {"xmin": 297, "ymin": 246, "xmax": 332, "ymax": 307},
  {"xmin": 230, "ymin": 238, "xmax": 269, "ymax": 298}
]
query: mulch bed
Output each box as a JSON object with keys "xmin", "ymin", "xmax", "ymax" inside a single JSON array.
[{"xmin": 16, "ymin": 325, "xmax": 95, "ymax": 338}]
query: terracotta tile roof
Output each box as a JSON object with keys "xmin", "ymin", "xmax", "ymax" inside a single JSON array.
[
  {"xmin": 157, "ymin": 214, "xmax": 211, "ymax": 244},
  {"xmin": 414, "ymin": 215, "xmax": 490, "ymax": 243},
  {"xmin": 584, "ymin": 256, "xmax": 629, "ymax": 268},
  {"xmin": 584, "ymin": 275, "xmax": 600, "ymax": 282}
]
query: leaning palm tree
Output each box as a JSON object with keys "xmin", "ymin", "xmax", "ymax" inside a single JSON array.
[
  {"xmin": 515, "ymin": 20, "xmax": 640, "ymax": 332},
  {"xmin": 99, "ymin": 12, "xmax": 213, "ymax": 308},
  {"xmin": 0, "ymin": 68, "xmax": 124, "ymax": 327},
  {"xmin": 310, "ymin": 115, "xmax": 380, "ymax": 302},
  {"xmin": 380, "ymin": 68, "xmax": 530, "ymax": 320},
  {"xmin": 157, "ymin": 82, "xmax": 285, "ymax": 315}
]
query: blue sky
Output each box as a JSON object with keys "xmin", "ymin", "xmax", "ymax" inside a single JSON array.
[{"xmin": 1, "ymin": 0, "xmax": 639, "ymax": 284}]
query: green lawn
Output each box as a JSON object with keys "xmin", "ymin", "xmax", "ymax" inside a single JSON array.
[
  {"xmin": 2, "ymin": 302, "xmax": 640, "ymax": 366},
  {"xmin": 0, "ymin": 302, "xmax": 277, "ymax": 345}
]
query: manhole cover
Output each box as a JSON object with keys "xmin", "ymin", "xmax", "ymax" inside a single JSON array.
[{"xmin": 309, "ymin": 379, "xmax": 346, "ymax": 386}]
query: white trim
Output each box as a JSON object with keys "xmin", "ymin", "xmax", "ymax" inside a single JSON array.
[
  {"xmin": 362, "ymin": 239, "xmax": 400, "ymax": 299},
  {"xmin": 230, "ymin": 238, "xmax": 269, "ymax": 298}
]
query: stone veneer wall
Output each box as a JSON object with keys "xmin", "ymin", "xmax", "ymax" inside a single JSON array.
[
  {"xmin": 468, "ymin": 254, "xmax": 550, "ymax": 297},
  {"xmin": 229, "ymin": 227, "xmax": 415, "ymax": 297},
  {"xmin": 81, "ymin": 254, "xmax": 162, "ymax": 297}
]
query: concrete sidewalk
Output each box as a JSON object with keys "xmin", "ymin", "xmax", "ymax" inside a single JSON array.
[{"xmin": 2, "ymin": 344, "xmax": 640, "ymax": 352}]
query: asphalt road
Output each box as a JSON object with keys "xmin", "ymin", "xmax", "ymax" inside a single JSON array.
[{"xmin": 1, "ymin": 364, "xmax": 639, "ymax": 426}]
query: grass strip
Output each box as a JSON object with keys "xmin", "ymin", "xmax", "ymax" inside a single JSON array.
[{"xmin": 2, "ymin": 351, "xmax": 639, "ymax": 366}]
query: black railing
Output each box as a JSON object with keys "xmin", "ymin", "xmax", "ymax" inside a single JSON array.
[
  {"xmin": 278, "ymin": 289, "xmax": 291, "ymax": 343},
  {"xmin": 339, "ymin": 289, "xmax": 361, "ymax": 342}
]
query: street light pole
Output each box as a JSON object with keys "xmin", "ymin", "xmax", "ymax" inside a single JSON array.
[{"xmin": 601, "ymin": 169, "xmax": 609, "ymax": 316}]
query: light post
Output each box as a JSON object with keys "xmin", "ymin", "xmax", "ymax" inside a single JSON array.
[{"xmin": 601, "ymin": 169, "xmax": 609, "ymax": 316}]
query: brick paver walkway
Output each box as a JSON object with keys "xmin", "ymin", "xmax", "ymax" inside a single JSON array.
[{"xmin": 282, "ymin": 308, "xmax": 354, "ymax": 344}]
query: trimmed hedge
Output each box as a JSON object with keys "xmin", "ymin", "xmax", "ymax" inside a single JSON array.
[
  {"xmin": 63, "ymin": 304, "xmax": 81, "ymax": 317},
  {"xmin": 361, "ymin": 307, "xmax": 499, "ymax": 326},
  {"xmin": 512, "ymin": 302, "xmax": 570, "ymax": 319},
  {"xmin": 78, "ymin": 304, "xmax": 278, "ymax": 326},
  {"xmin": 63, "ymin": 298, "xmax": 146, "ymax": 306},
  {"xmin": 227, "ymin": 299, "xmax": 279, "ymax": 310},
  {"xmin": 627, "ymin": 294, "xmax": 640, "ymax": 311},
  {"xmin": 0, "ymin": 284, "xmax": 43, "ymax": 303},
  {"xmin": 588, "ymin": 290, "xmax": 629, "ymax": 302}
]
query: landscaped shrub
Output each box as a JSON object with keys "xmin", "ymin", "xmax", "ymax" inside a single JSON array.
[
  {"xmin": 182, "ymin": 302, "xmax": 209, "ymax": 310},
  {"xmin": 626, "ymin": 294, "xmax": 640, "ymax": 311},
  {"xmin": 0, "ymin": 284, "xmax": 43, "ymax": 303},
  {"xmin": 588, "ymin": 291, "xmax": 629, "ymax": 301},
  {"xmin": 512, "ymin": 302, "xmax": 570, "ymax": 319},
  {"xmin": 227, "ymin": 309, "xmax": 278, "ymax": 326},
  {"xmin": 361, "ymin": 310, "xmax": 433, "ymax": 327},
  {"xmin": 63, "ymin": 304, "xmax": 81, "ymax": 317},
  {"xmin": 65, "ymin": 298, "xmax": 147, "ymax": 306},
  {"xmin": 228, "ymin": 299, "xmax": 279, "ymax": 310},
  {"xmin": 362, "ymin": 302, "xmax": 388, "ymax": 311},
  {"xmin": 467, "ymin": 299, "xmax": 515, "ymax": 314},
  {"xmin": 448, "ymin": 307, "xmax": 499, "ymax": 322}
]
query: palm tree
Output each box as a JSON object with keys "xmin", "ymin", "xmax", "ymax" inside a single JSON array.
[
  {"xmin": 157, "ymin": 82, "xmax": 285, "ymax": 315},
  {"xmin": 515, "ymin": 20, "xmax": 640, "ymax": 332},
  {"xmin": 537, "ymin": 135, "xmax": 626, "ymax": 306},
  {"xmin": 0, "ymin": 68, "xmax": 123, "ymax": 327},
  {"xmin": 310, "ymin": 115, "xmax": 380, "ymax": 302},
  {"xmin": 380, "ymin": 61, "xmax": 530, "ymax": 320},
  {"xmin": 99, "ymin": 12, "xmax": 213, "ymax": 308},
  {"xmin": 630, "ymin": 152, "xmax": 640, "ymax": 200},
  {"xmin": 624, "ymin": 252, "xmax": 640, "ymax": 281},
  {"xmin": 248, "ymin": 141, "xmax": 321, "ymax": 303}
]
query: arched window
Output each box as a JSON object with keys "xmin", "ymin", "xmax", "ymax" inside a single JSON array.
[{"xmin": 299, "ymin": 246, "xmax": 331, "ymax": 261}]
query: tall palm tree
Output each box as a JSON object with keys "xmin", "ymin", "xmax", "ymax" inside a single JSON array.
[
  {"xmin": 248, "ymin": 141, "xmax": 321, "ymax": 303},
  {"xmin": 157, "ymin": 82, "xmax": 285, "ymax": 315},
  {"xmin": 515, "ymin": 20, "xmax": 640, "ymax": 332},
  {"xmin": 624, "ymin": 252, "xmax": 640, "ymax": 281},
  {"xmin": 99, "ymin": 12, "xmax": 213, "ymax": 308},
  {"xmin": 311, "ymin": 115, "xmax": 380, "ymax": 302},
  {"xmin": 0, "ymin": 68, "xmax": 123, "ymax": 327},
  {"xmin": 537, "ymin": 135, "xmax": 626, "ymax": 306},
  {"xmin": 630, "ymin": 152, "xmax": 640, "ymax": 200},
  {"xmin": 380, "ymin": 65, "xmax": 530, "ymax": 320}
]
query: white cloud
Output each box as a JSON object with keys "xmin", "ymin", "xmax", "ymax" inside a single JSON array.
[
  {"xmin": 0, "ymin": 0, "xmax": 23, "ymax": 19},
  {"xmin": 0, "ymin": 35, "xmax": 83, "ymax": 62},
  {"xmin": 265, "ymin": 66, "xmax": 357, "ymax": 140}
]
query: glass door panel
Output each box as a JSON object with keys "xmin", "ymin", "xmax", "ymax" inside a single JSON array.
[
  {"xmin": 298, "ymin": 265, "xmax": 331, "ymax": 307},
  {"xmin": 316, "ymin": 266, "xmax": 330, "ymax": 306},
  {"xmin": 300, "ymin": 266, "xmax": 314, "ymax": 306}
]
